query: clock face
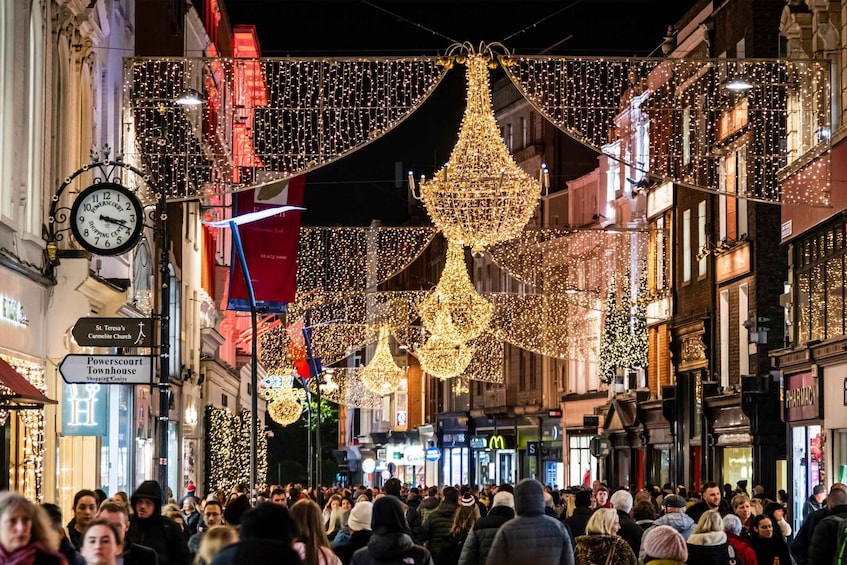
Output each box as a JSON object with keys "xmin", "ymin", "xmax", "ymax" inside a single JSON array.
[{"xmin": 70, "ymin": 183, "xmax": 144, "ymax": 256}]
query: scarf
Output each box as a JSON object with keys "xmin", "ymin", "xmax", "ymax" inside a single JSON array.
[{"xmin": 0, "ymin": 543, "xmax": 40, "ymax": 565}]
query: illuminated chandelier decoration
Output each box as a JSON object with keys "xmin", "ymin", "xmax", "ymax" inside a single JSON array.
[
  {"xmin": 360, "ymin": 326, "xmax": 405, "ymax": 395},
  {"xmin": 416, "ymin": 333, "xmax": 476, "ymax": 380},
  {"xmin": 261, "ymin": 375, "xmax": 306, "ymax": 427},
  {"xmin": 419, "ymin": 240, "xmax": 492, "ymax": 344},
  {"xmin": 411, "ymin": 45, "xmax": 544, "ymax": 252}
]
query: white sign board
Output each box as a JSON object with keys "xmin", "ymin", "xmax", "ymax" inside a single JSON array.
[{"xmin": 59, "ymin": 355, "xmax": 152, "ymax": 385}]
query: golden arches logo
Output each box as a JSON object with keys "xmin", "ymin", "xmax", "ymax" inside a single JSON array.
[{"xmin": 488, "ymin": 435, "xmax": 506, "ymax": 450}]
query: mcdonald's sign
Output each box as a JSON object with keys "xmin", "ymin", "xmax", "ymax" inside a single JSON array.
[{"xmin": 488, "ymin": 435, "xmax": 506, "ymax": 450}]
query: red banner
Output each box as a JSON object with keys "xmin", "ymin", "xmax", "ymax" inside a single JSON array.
[{"xmin": 227, "ymin": 176, "xmax": 305, "ymax": 313}]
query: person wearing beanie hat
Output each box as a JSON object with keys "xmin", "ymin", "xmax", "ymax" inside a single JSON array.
[
  {"xmin": 350, "ymin": 497, "xmax": 433, "ymax": 565},
  {"xmin": 491, "ymin": 492, "xmax": 514, "ymax": 509},
  {"xmin": 335, "ymin": 502, "xmax": 373, "ymax": 565},
  {"xmin": 641, "ymin": 525, "xmax": 688, "ymax": 564},
  {"xmin": 458, "ymin": 492, "xmax": 514, "ymax": 565},
  {"xmin": 565, "ymin": 490, "xmax": 594, "ymax": 539},
  {"xmin": 486, "ymin": 479, "xmax": 575, "ymax": 565},
  {"xmin": 609, "ymin": 490, "xmax": 642, "ymax": 558}
]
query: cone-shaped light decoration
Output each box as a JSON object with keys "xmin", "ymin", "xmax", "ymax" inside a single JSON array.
[
  {"xmin": 418, "ymin": 53, "xmax": 542, "ymax": 253},
  {"xmin": 417, "ymin": 333, "xmax": 475, "ymax": 380},
  {"xmin": 360, "ymin": 326, "xmax": 405, "ymax": 395},
  {"xmin": 419, "ymin": 240, "xmax": 492, "ymax": 344}
]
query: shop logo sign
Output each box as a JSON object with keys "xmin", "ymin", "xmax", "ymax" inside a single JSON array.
[
  {"xmin": 62, "ymin": 382, "xmax": 108, "ymax": 436},
  {"xmin": 488, "ymin": 435, "xmax": 506, "ymax": 449}
]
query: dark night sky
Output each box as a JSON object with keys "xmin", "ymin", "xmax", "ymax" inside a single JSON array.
[{"xmin": 224, "ymin": 0, "xmax": 700, "ymax": 226}]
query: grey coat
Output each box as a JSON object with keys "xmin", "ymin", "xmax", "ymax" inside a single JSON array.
[{"xmin": 485, "ymin": 479, "xmax": 574, "ymax": 565}]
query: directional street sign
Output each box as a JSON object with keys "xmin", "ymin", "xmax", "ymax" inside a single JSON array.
[
  {"xmin": 71, "ymin": 318, "xmax": 153, "ymax": 348},
  {"xmin": 59, "ymin": 354, "xmax": 152, "ymax": 385}
]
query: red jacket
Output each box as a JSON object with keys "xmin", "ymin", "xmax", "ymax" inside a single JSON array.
[{"xmin": 726, "ymin": 531, "xmax": 758, "ymax": 565}]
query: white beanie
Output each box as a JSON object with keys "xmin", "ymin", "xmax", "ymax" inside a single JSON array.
[
  {"xmin": 492, "ymin": 491, "xmax": 514, "ymax": 509},
  {"xmin": 347, "ymin": 501, "xmax": 373, "ymax": 532}
]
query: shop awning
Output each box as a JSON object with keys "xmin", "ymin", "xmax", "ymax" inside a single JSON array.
[{"xmin": 0, "ymin": 357, "xmax": 56, "ymax": 409}]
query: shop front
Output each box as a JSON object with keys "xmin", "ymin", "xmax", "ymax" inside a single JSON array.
[
  {"xmin": 603, "ymin": 396, "xmax": 641, "ymax": 489},
  {"xmin": 437, "ymin": 413, "xmax": 470, "ymax": 487},
  {"xmin": 0, "ymin": 267, "xmax": 52, "ymax": 500},
  {"xmin": 470, "ymin": 432, "xmax": 517, "ymax": 487},
  {"xmin": 561, "ymin": 392, "xmax": 606, "ymax": 488},
  {"xmin": 639, "ymin": 399, "xmax": 672, "ymax": 489},
  {"xmin": 705, "ymin": 394, "xmax": 752, "ymax": 488}
]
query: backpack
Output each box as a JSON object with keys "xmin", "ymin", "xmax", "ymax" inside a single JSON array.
[{"xmin": 835, "ymin": 515, "xmax": 847, "ymax": 565}]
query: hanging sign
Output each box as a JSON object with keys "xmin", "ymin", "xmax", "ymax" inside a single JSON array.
[
  {"xmin": 59, "ymin": 355, "xmax": 152, "ymax": 385},
  {"xmin": 72, "ymin": 317, "xmax": 153, "ymax": 348},
  {"xmin": 61, "ymin": 382, "xmax": 109, "ymax": 436}
]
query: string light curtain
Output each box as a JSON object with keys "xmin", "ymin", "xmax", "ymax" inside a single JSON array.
[
  {"xmin": 204, "ymin": 406, "xmax": 268, "ymax": 493},
  {"xmin": 415, "ymin": 49, "xmax": 542, "ymax": 252},
  {"xmin": 125, "ymin": 57, "xmax": 449, "ymax": 202},
  {"xmin": 418, "ymin": 240, "xmax": 492, "ymax": 343},
  {"xmin": 500, "ymin": 56, "xmax": 831, "ymax": 205},
  {"xmin": 297, "ymin": 227, "xmax": 437, "ymax": 292}
]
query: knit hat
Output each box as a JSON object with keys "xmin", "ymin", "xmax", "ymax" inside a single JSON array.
[
  {"xmin": 347, "ymin": 501, "xmax": 373, "ymax": 532},
  {"xmin": 662, "ymin": 494, "xmax": 687, "ymax": 508},
  {"xmin": 459, "ymin": 494, "xmax": 476, "ymax": 507},
  {"xmin": 641, "ymin": 525, "xmax": 688, "ymax": 562},
  {"xmin": 186, "ymin": 482, "xmax": 196, "ymax": 492},
  {"xmin": 492, "ymin": 492, "xmax": 514, "ymax": 509}
]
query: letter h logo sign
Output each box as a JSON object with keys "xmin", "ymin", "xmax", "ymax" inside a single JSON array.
[{"xmin": 68, "ymin": 384, "xmax": 100, "ymax": 426}]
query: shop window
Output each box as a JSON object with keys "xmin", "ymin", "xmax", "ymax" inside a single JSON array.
[
  {"xmin": 791, "ymin": 425, "xmax": 822, "ymax": 533},
  {"xmin": 568, "ymin": 435, "xmax": 597, "ymax": 488},
  {"xmin": 722, "ymin": 446, "xmax": 753, "ymax": 489},
  {"xmin": 720, "ymin": 290, "xmax": 730, "ymax": 388},
  {"xmin": 683, "ymin": 209, "xmax": 691, "ymax": 283}
]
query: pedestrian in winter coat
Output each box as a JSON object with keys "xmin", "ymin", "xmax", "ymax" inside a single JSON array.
[
  {"xmin": 97, "ymin": 500, "xmax": 159, "ymax": 565},
  {"xmin": 802, "ymin": 485, "xmax": 826, "ymax": 521},
  {"xmin": 651, "ymin": 495, "xmax": 695, "ymax": 541},
  {"xmin": 808, "ymin": 486, "xmax": 847, "ymax": 564},
  {"xmin": 210, "ymin": 502, "xmax": 302, "ymax": 565},
  {"xmin": 610, "ymin": 490, "xmax": 643, "ymax": 558},
  {"xmin": 67, "ymin": 489, "xmax": 98, "ymax": 551},
  {"xmin": 686, "ymin": 482, "xmax": 730, "ymax": 525},
  {"xmin": 0, "ymin": 492, "xmax": 66, "ymax": 565},
  {"xmin": 722, "ymin": 514, "xmax": 757, "ymax": 565},
  {"xmin": 565, "ymin": 491, "xmax": 594, "ymax": 539},
  {"xmin": 334, "ymin": 502, "xmax": 372, "ymax": 565},
  {"xmin": 458, "ymin": 492, "xmax": 514, "ymax": 565},
  {"xmin": 486, "ymin": 478, "xmax": 575, "ymax": 565},
  {"xmin": 128, "ymin": 480, "xmax": 191, "ymax": 565},
  {"xmin": 350, "ymin": 496, "xmax": 434, "ymax": 565},
  {"xmin": 685, "ymin": 511, "xmax": 735, "ymax": 565},
  {"xmin": 182, "ymin": 499, "xmax": 203, "ymax": 539},
  {"xmin": 418, "ymin": 488, "xmax": 441, "ymax": 525},
  {"xmin": 416, "ymin": 487, "xmax": 459, "ymax": 557},
  {"xmin": 573, "ymin": 508, "xmax": 636, "ymax": 565},
  {"xmin": 640, "ymin": 525, "xmax": 688, "ymax": 565},
  {"xmin": 437, "ymin": 506, "xmax": 477, "ymax": 565},
  {"xmin": 746, "ymin": 514, "xmax": 790, "ymax": 565}
]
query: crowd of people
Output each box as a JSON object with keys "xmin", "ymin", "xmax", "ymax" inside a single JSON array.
[{"xmin": 0, "ymin": 477, "xmax": 843, "ymax": 565}]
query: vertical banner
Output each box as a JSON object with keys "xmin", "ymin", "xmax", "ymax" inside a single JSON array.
[{"xmin": 228, "ymin": 175, "xmax": 305, "ymax": 312}]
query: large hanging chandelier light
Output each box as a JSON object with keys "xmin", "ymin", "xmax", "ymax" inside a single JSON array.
[
  {"xmin": 410, "ymin": 45, "xmax": 546, "ymax": 253},
  {"xmin": 419, "ymin": 240, "xmax": 492, "ymax": 343},
  {"xmin": 359, "ymin": 326, "xmax": 405, "ymax": 395},
  {"xmin": 416, "ymin": 333, "xmax": 475, "ymax": 380}
]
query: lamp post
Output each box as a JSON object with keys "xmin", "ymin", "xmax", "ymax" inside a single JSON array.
[{"xmin": 204, "ymin": 205, "xmax": 303, "ymax": 504}]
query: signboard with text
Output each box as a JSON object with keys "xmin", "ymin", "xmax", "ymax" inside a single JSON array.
[
  {"xmin": 59, "ymin": 355, "xmax": 152, "ymax": 385},
  {"xmin": 783, "ymin": 371, "xmax": 819, "ymax": 422},
  {"xmin": 72, "ymin": 318, "xmax": 153, "ymax": 348}
]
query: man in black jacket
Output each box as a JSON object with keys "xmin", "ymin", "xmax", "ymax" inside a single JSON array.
[
  {"xmin": 685, "ymin": 481, "xmax": 730, "ymax": 524},
  {"xmin": 334, "ymin": 501, "xmax": 373, "ymax": 565},
  {"xmin": 98, "ymin": 500, "xmax": 159, "ymax": 565},
  {"xmin": 128, "ymin": 480, "xmax": 189, "ymax": 565},
  {"xmin": 808, "ymin": 486, "xmax": 847, "ymax": 564},
  {"xmin": 791, "ymin": 483, "xmax": 847, "ymax": 565},
  {"xmin": 565, "ymin": 490, "xmax": 593, "ymax": 538}
]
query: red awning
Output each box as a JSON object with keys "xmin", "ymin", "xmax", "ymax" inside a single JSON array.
[{"xmin": 0, "ymin": 356, "xmax": 56, "ymax": 407}]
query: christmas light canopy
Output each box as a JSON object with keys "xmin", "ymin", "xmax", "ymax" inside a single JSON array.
[{"xmin": 359, "ymin": 326, "xmax": 405, "ymax": 395}]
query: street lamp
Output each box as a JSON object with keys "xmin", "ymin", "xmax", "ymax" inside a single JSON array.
[{"xmin": 204, "ymin": 205, "xmax": 304, "ymax": 504}]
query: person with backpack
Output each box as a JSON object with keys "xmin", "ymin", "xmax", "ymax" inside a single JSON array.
[
  {"xmin": 437, "ymin": 505, "xmax": 477, "ymax": 565},
  {"xmin": 808, "ymin": 486, "xmax": 847, "ymax": 564}
]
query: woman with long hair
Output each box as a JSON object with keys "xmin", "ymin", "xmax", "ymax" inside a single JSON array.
[
  {"xmin": 194, "ymin": 525, "xmax": 237, "ymax": 565},
  {"xmin": 437, "ymin": 506, "xmax": 477, "ymax": 565},
  {"xmin": 686, "ymin": 510, "xmax": 735, "ymax": 565},
  {"xmin": 746, "ymin": 513, "xmax": 791, "ymax": 565},
  {"xmin": 573, "ymin": 508, "xmax": 636, "ymax": 565},
  {"xmin": 291, "ymin": 499, "xmax": 342, "ymax": 565},
  {"xmin": 0, "ymin": 491, "xmax": 65, "ymax": 565}
]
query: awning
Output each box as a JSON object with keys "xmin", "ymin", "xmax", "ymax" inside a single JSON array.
[{"xmin": 0, "ymin": 357, "xmax": 56, "ymax": 409}]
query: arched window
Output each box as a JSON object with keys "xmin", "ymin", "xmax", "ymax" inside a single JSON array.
[{"xmin": 25, "ymin": 1, "xmax": 45, "ymax": 237}]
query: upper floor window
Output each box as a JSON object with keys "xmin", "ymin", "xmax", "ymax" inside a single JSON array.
[{"xmin": 719, "ymin": 146, "xmax": 748, "ymax": 241}]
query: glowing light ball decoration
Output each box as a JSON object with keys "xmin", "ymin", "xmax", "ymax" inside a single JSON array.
[
  {"xmin": 359, "ymin": 326, "xmax": 405, "ymax": 395},
  {"xmin": 416, "ymin": 333, "xmax": 475, "ymax": 380},
  {"xmin": 414, "ymin": 49, "xmax": 542, "ymax": 253}
]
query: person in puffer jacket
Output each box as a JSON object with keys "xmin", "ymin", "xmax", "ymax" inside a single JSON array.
[
  {"xmin": 128, "ymin": 480, "xmax": 191, "ymax": 565},
  {"xmin": 458, "ymin": 492, "xmax": 515, "ymax": 565},
  {"xmin": 485, "ymin": 478, "xmax": 575, "ymax": 565},
  {"xmin": 351, "ymin": 496, "xmax": 433, "ymax": 565},
  {"xmin": 650, "ymin": 495, "xmax": 695, "ymax": 540}
]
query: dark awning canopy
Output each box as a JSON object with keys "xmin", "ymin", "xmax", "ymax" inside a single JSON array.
[{"xmin": 0, "ymin": 356, "xmax": 56, "ymax": 410}]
